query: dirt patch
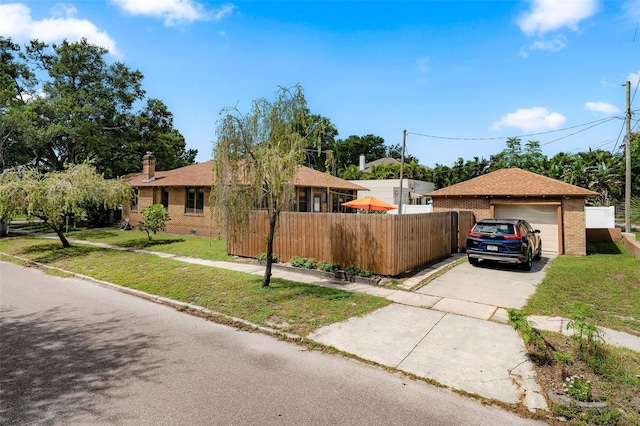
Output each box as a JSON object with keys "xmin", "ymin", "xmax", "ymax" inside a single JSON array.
[{"xmin": 526, "ymin": 332, "xmax": 640, "ymax": 424}]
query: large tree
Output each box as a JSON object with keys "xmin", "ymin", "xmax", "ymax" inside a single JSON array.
[
  {"xmin": 0, "ymin": 169, "xmax": 26, "ymax": 236},
  {"xmin": 0, "ymin": 37, "xmax": 37, "ymax": 171},
  {"xmin": 297, "ymin": 112, "xmax": 339, "ymax": 173},
  {"xmin": 4, "ymin": 163, "xmax": 132, "ymax": 247},
  {"xmin": 488, "ymin": 137, "xmax": 547, "ymax": 173},
  {"xmin": 333, "ymin": 134, "xmax": 387, "ymax": 171},
  {"xmin": 0, "ymin": 37, "xmax": 196, "ymax": 177},
  {"xmin": 212, "ymin": 85, "xmax": 311, "ymax": 288}
]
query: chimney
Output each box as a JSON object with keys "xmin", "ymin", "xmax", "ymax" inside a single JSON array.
[
  {"xmin": 142, "ymin": 151, "xmax": 156, "ymax": 182},
  {"xmin": 359, "ymin": 154, "xmax": 366, "ymax": 171}
]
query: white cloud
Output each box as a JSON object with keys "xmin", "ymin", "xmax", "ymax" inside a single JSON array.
[
  {"xmin": 212, "ymin": 4, "xmax": 236, "ymax": 22},
  {"xmin": 110, "ymin": 0, "xmax": 215, "ymax": 26},
  {"xmin": 517, "ymin": 0, "xmax": 598, "ymax": 36},
  {"xmin": 600, "ymin": 78, "xmax": 618, "ymax": 87},
  {"xmin": 416, "ymin": 57, "xmax": 429, "ymax": 73},
  {"xmin": 528, "ymin": 35, "xmax": 567, "ymax": 52},
  {"xmin": 585, "ymin": 102, "xmax": 620, "ymax": 114},
  {"xmin": 622, "ymin": 1, "xmax": 640, "ymax": 21},
  {"xmin": 627, "ymin": 71, "xmax": 640, "ymax": 86},
  {"xmin": 491, "ymin": 107, "xmax": 567, "ymax": 131},
  {"xmin": 0, "ymin": 3, "xmax": 121, "ymax": 57}
]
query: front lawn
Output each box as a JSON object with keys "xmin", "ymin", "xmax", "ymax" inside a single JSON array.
[
  {"xmin": 518, "ymin": 243, "xmax": 640, "ymax": 425},
  {"xmin": 66, "ymin": 228, "xmax": 232, "ymax": 261},
  {"xmin": 525, "ymin": 242, "xmax": 640, "ymax": 336},
  {"xmin": 0, "ymin": 236, "xmax": 389, "ymax": 337}
]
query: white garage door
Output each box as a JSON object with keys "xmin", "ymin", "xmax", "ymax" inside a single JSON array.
[{"xmin": 495, "ymin": 204, "xmax": 559, "ymax": 253}]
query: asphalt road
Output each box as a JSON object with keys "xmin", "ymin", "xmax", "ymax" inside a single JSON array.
[{"xmin": 0, "ymin": 261, "xmax": 544, "ymax": 425}]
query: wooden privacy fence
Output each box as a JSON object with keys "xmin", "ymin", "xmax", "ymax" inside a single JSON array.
[
  {"xmin": 228, "ymin": 210, "xmax": 476, "ymax": 276},
  {"xmin": 457, "ymin": 210, "xmax": 476, "ymax": 252}
]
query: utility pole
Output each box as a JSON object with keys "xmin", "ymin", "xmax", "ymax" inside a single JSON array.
[
  {"xmin": 398, "ymin": 130, "xmax": 406, "ymax": 215},
  {"xmin": 625, "ymin": 81, "xmax": 631, "ymax": 234}
]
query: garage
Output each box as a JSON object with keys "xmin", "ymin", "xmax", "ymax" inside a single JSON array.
[
  {"xmin": 495, "ymin": 204, "xmax": 559, "ymax": 253},
  {"xmin": 428, "ymin": 168, "xmax": 599, "ymax": 256}
]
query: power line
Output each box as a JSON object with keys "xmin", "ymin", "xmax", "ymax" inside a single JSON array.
[
  {"xmin": 407, "ymin": 115, "xmax": 620, "ymax": 142},
  {"xmin": 631, "ymin": 77, "xmax": 640, "ymax": 105},
  {"xmin": 539, "ymin": 119, "xmax": 616, "ymax": 146}
]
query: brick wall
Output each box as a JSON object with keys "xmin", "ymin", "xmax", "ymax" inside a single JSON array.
[
  {"xmin": 623, "ymin": 234, "xmax": 640, "ymax": 261},
  {"xmin": 562, "ymin": 198, "xmax": 587, "ymax": 255},
  {"xmin": 122, "ymin": 186, "xmax": 223, "ymax": 238},
  {"xmin": 433, "ymin": 196, "xmax": 590, "ymax": 256},
  {"xmin": 432, "ymin": 198, "xmax": 490, "ymax": 222}
]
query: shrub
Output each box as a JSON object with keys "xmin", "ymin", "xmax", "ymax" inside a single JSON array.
[
  {"xmin": 290, "ymin": 256, "xmax": 316, "ymax": 269},
  {"xmin": 345, "ymin": 264, "xmax": 360, "ymax": 276},
  {"xmin": 257, "ymin": 253, "xmax": 278, "ymax": 263},
  {"xmin": 302, "ymin": 258, "xmax": 317, "ymax": 269},
  {"xmin": 359, "ymin": 268, "xmax": 372, "ymax": 277},
  {"xmin": 290, "ymin": 256, "xmax": 305, "ymax": 267},
  {"xmin": 318, "ymin": 261, "xmax": 339, "ymax": 273},
  {"xmin": 565, "ymin": 301, "xmax": 603, "ymax": 352},
  {"xmin": 344, "ymin": 265, "xmax": 373, "ymax": 277},
  {"xmin": 138, "ymin": 204, "xmax": 170, "ymax": 240}
]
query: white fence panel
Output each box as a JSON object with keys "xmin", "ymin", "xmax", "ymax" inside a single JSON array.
[
  {"xmin": 387, "ymin": 205, "xmax": 433, "ymax": 215},
  {"xmin": 585, "ymin": 206, "xmax": 615, "ymax": 229}
]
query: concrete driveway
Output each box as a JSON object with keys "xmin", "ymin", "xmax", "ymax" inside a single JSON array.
[{"xmin": 415, "ymin": 254, "xmax": 556, "ymax": 310}]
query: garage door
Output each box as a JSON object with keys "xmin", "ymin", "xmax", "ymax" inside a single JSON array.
[{"xmin": 495, "ymin": 204, "xmax": 559, "ymax": 253}]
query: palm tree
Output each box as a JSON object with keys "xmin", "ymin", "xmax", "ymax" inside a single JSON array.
[{"xmin": 337, "ymin": 164, "xmax": 363, "ymax": 180}]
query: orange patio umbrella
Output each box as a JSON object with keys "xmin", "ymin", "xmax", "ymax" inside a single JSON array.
[{"xmin": 342, "ymin": 196, "xmax": 397, "ymax": 211}]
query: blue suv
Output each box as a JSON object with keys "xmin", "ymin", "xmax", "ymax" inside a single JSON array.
[{"xmin": 466, "ymin": 218, "xmax": 542, "ymax": 271}]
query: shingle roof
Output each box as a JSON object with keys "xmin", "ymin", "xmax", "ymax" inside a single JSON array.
[
  {"xmin": 124, "ymin": 161, "xmax": 215, "ymax": 187},
  {"xmin": 364, "ymin": 157, "xmax": 400, "ymax": 172},
  {"xmin": 125, "ymin": 160, "xmax": 366, "ymax": 191},
  {"xmin": 428, "ymin": 168, "xmax": 598, "ymax": 198},
  {"xmin": 293, "ymin": 165, "xmax": 367, "ymax": 190}
]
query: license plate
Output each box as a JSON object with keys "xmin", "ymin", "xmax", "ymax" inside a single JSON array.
[{"xmin": 487, "ymin": 245, "xmax": 498, "ymax": 252}]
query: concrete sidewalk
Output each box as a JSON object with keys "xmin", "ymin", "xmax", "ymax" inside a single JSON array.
[
  {"xmin": 122, "ymin": 246, "xmax": 640, "ymax": 413},
  {"xmin": 9, "ymin": 232, "xmax": 640, "ymax": 413},
  {"xmin": 28, "ymin": 235, "xmax": 551, "ymax": 409}
]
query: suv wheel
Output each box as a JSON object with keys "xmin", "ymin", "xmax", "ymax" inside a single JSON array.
[
  {"xmin": 468, "ymin": 256, "xmax": 478, "ymax": 266},
  {"xmin": 520, "ymin": 250, "xmax": 533, "ymax": 271}
]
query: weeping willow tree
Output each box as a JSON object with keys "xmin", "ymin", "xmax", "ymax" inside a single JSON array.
[
  {"xmin": 212, "ymin": 85, "xmax": 310, "ymax": 288},
  {"xmin": 0, "ymin": 169, "xmax": 26, "ymax": 236},
  {"xmin": 3, "ymin": 163, "xmax": 132, "ymax": 247}
]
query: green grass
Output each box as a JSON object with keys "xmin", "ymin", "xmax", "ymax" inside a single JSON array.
[
  {"xmin": 66, "ymin": 228, "xmax": 233, "ymax": 261},
  {"xmin": 0, "ymin": 236, "xmax": 389, "ymax": 336},
  {"xmin": 517, "ymin": 245, "xmax": 640, "ymax": 426},
  {"xmin": 525, "ymin": 242, "xmax": 640, "ymax": 336}
]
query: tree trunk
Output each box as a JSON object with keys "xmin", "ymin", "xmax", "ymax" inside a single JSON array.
[
  {"xmin": 261, "ymin": 209, "xmax": 279, "ymax": 288},
  {"xmin": 50, "ymin": 223, "xmax": 71, "ymax": 248},
  {"xmin": 0, "ymin": 219, "xmax": 8, "ymax": 237}
]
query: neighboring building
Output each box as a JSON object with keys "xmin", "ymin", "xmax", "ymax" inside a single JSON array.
[
  {"xmin": 350, "ymin": 155, "xmax": 435, "ymax": 212},
  {"xmin": 348, "ymin": 178, "xmax": 434, "ymax": 208},
  {"xmin": 360, "ymin": 156, "xmax": 400, "ymax": 173},
  {"xmin": 428, "ymin": 168, "xmax": 598, "ymax": 255},
  {"xmin": 123, "ymin": 153, "xmax": 367, "ymax": 236}
]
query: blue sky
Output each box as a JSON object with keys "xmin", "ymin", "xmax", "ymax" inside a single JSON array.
[{"xmin": 1, "ymin": 0, "xmax": 639, "ymax": 168}]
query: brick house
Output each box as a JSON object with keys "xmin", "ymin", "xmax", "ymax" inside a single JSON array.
[
  {"xmin": 428, "ymin": 168, "xmax": 598, "ymax": 255},
  {"xmin": 122, "ymin": 153, "xmax": 367, "ymax": 237}
]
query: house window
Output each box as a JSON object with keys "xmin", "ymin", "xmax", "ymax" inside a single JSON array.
[
  {"xmin": 332, "ymin": 192, "xmax": 351, "ymax": 213},
  {"xmin": 313, "ymin": 194, "xmax": 321, "ymax": 212},
  {"xmin": 298, "ymin": 188, "xmax": 308, "ymax": 212},
  {"xmin": 186, "ymin": 187, "xmax": 204, "ymax": 214},
  {"xmin": 161, "ymin": 187, "xmax": 169, "ymax": 211},
  {"xmin": 131, "ymin": 187, "xmax": 139, "ymax": 211}
]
